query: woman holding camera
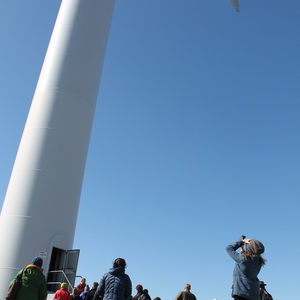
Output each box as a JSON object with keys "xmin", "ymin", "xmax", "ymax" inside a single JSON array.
[{"xmin": 226, "ymin": 237, "xmax": 266, "ymax": 300}]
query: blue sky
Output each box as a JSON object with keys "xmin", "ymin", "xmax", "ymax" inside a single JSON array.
[{"xmin": 0, "ymin": 1, "xmax": 299, "ymax": 299}]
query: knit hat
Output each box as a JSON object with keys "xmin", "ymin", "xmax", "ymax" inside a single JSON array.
[
  {"xmin": 61, "ymin": 282, "xmax": 67, "ymax": 289},
  {"xmin": 247, "ymin": 239, "xmax": 265, "ymax": 255},
  {"xmin": 31, "ymin": 256, "xmax": 43, "ymax": 267}
]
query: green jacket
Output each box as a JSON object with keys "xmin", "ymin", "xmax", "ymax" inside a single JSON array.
[{"xmin": 9, "ymin": 264, "xmax": 48, "ymax": 300}]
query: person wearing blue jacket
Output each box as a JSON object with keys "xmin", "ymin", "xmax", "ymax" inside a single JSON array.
[
  {"xmin": 93, "ymin": 258, "xmax": 132, "ymax": 300},
  {"xmin": 226, "ymin": 237, "xmax": 266, "ymax": 300}
]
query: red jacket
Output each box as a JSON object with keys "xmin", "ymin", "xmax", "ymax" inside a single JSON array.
[
  {"xmin": 76, "ymin": 283, "xmax": 85, "ymax": 295},
  {"xmin": 54, "ymin": 288, "xmax": 71, "ymax": 300}
]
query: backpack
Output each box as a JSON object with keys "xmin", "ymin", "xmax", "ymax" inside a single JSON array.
[{"xmin": 262, "ymin": 290, "xmax": 273, "ymax": 300}]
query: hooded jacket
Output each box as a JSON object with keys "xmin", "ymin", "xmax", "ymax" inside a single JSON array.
[
  {"xmin": 94, "ymin": 267, "xmax": 132, "ymax": 300},
  {"xmin": 9, "ymin": 264, "xmax": 48, "ymax": 300},
  {"xmin": 226, "ymin": 240, "xmax": 262, "ymax": 300}
]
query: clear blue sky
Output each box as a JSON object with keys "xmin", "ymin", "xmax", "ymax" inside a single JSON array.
[{"xmin": 1, "ymin": 1, "xmax": 299, "ymax": 300}]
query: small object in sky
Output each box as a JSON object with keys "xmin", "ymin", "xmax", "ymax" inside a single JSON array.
[{"xmin": 230, "ymin": 0, "xmax": 240, "ymax": 12}]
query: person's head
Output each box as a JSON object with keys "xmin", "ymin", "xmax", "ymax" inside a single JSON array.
[
  {"xmin": 243, "ymin": 239, "xmax": 266, "ymax": 265},
  {"xmin": 260, "ymin": 281, "xmax": 267, "ymax": 289},
  {"xmin": 93, "ymin": 282, "xmax": 99, "ymax": 289},
  {"xmin": 85, "ymin": 285, "xmax": 90, "ymax": 292},
  {"xmin": 184, "ymin": 284, "xmax": 191, "ymax": 292},
  {"xmin": 246, "ymin": 239, "xmax": 265, "ymax": 256},
  {"xmin": 113, "ymin": 258, "xmax": 127, "ymax": 269},
  {"xmin": 81, "ymin": 278, "xmax": 86, "ymax": 284},
  {"xmin": 31, "ymin": 256, "xmax": 43, "ymax": 268},
  {"xmin": 136, "ymin": 285, "xmax": 143, "ymax": 292},
  {"xmin": 143, "ymin": 289, "xmax": 149, "ymax": 295},
  {"xmin": 61, "ymin": 282, "xmax": 67, "ymax": 289}
]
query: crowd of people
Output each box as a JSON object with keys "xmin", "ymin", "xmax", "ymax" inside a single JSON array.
[
  {"xmin": 53, "ymin": 258, "xmax": 197, "ymax": 300},
  {"xmin": 68, "ymin": 259, "xmax": 160, "ymax": 300},
  {"xmin": 7, "ymin": 236, "xmax": 273, "ymax": 300}
]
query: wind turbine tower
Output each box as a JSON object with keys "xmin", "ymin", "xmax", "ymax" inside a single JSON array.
[{"xmin": 0, "ymin": 0, "xmax": 115, "ymax": 297}]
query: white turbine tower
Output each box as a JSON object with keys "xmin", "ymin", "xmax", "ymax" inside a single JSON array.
[{"xmin": 0, "ymin": 0, "xmax": 115, "ymax": 297}]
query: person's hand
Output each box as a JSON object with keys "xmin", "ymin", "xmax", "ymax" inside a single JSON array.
[{"xmin": 243, "ymin": 239, "xmax": 251, "ymax": 244}]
